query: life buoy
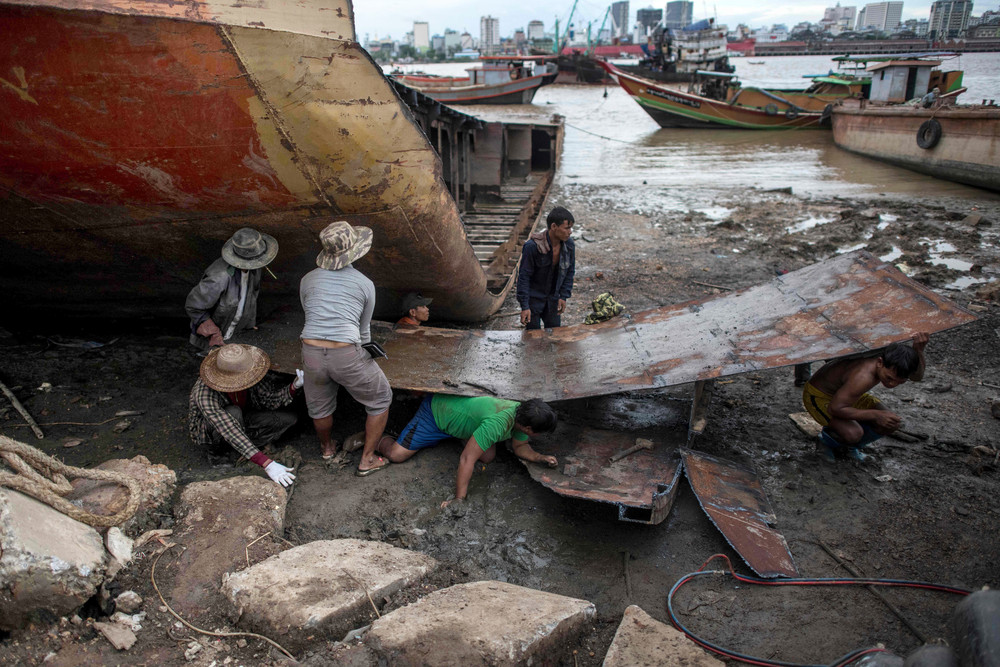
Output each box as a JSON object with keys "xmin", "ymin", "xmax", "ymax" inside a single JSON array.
[
  {"xmin": 917, "ymin": 119, "xmax": 942, "ymax": 149},
  {"xmin": 785, "ymin": 107, "xmax": 800, "ymax": 120},
  {"xmin": 764, "ymin": 103, "xmax": 778, "ymax": 116}
]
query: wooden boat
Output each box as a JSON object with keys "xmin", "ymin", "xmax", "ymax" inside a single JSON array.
[
  {"xmin": 830, "ymin": 54, "xmax": 1000, "ymax": 193},
  {"xmin": 618, "ymin": 18, "xmax": 734, "ymax": 85},
  {"xmin": 391, "ymin": 56, "xmax": 557, "ymax": 105},
  {"xmin": 600, "ymin": 60, "xmax": 861, "ymax": 130},
  {"xmin": 0, "ymin": 1, "xmax": 562, "ymax": 322}
]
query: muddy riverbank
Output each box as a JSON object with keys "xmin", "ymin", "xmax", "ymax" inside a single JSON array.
[{"xmin": 1, "ymin": 186, "xmax": 999, "ymax": 665}]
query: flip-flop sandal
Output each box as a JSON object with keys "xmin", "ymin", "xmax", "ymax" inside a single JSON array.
[
  {"xmin": 321, "ymin": 441, "xmax": 341, "ymax": 460},
  {"xmin": 355, "ymin": 456, "xmax": 389, "ymax": 477}
]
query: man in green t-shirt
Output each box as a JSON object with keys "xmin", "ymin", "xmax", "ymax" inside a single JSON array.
[{"xmin": 375, "ymin": 394, "xmax": 558, "ymax": 507}]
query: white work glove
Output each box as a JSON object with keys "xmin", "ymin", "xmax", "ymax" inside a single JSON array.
[
  {"xmin": 264, "ymin": 461, "xmax": 296, "ymax": 487},
  {"xmin": 293, "ymin": 369, "xmax": 305, "ymax": 390}
]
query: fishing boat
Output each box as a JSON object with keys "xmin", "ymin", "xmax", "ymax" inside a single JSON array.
[
  {"xmin": 618, "ymin": 18, "xmax": 734, "ymax": 85},
  {"xmin": 830, "ymin": 54, "xmax": 1000, "ymax": 193},
  {"xmin": 0, "ymin": 1, "xmax": 563, "ymax": 321},
  {"xmin": 600, "ymin": 60, "xmax": 861, "ymax": 129},
  {"xmin": 391, "ymin": 56, "xmax": 558, "ymax": 105}
]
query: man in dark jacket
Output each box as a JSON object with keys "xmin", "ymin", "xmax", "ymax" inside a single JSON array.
[{"xmin": 517, "ymin": 207, "xmax": 576, "ymax": 330}]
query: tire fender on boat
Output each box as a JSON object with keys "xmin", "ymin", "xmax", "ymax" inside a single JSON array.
[
  {"xmin": 764, "ymin": 103, "xmax": 778, "ymax": 116},
  {"xmin": 917, "ymin": 119, "xmax": 942, "ymax": 149},
  {"xmin": 820, "ymin": 104, "xmax": 833, "ymax": 125},
  {"xmin": 785, "ymin": 107, "xmax": 800, "ymax": 120}
]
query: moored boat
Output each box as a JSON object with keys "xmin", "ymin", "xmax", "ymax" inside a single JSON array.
[
  {"xmin": 0, "ymin": 1, "xmax": 562, "ymax": 321},
  {"xmin": 618, "ymin": 18, "xmax": 734, "ymax": 85},
  {"xmin": 600, "ymin": 60, "xmax": 861, "ymax": 130},
  {"xmin": 391, "ymin": 56, "xmax": 557, "ymax": 105},
  {"xmin": 830, "ymin": 54, "xmax": 1000, "ymax": 192}
]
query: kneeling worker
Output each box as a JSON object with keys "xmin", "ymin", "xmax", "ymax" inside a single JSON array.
[
  {"xmin": 396, "ymin": 292, "xmax": 432, "ymax": 328},
  {"xmin": 373, "ymin": 394, "xmax": 558, "ymax": 507},
  {"xmin": 188, "ymin": 344, "xmax": 301, "ymax": 486},
  {"xmin": 802, "ymin": 333, "xmax": 928, "ymax": 462}
]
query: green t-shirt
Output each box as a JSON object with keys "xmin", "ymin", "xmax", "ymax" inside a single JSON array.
[{"xmin": 430, "ymin": 394, "xmax": 529, "ymax": 452}]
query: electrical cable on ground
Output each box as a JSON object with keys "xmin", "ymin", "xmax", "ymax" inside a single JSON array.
[{"xmin": 667, "ymin": 554, "xmax": 971, "ymax": 667}]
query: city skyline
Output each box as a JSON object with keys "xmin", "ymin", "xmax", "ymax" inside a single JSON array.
[{"xmin": 352, "ymin": 0, "xmax": 984, "ymax": 42}]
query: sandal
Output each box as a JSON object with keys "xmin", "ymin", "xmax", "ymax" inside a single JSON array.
[{"xmin": 355, "ymin": 456, "xmax": 389, "ymax": 477}]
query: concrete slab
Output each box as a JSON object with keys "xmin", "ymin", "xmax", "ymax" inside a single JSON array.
[
  {"xmin": 222, "ymin": 539, "xmax": 439, "ymax": 651},
  {"xmin": 366, "ymin": 580, "xmax": 595, "ymax": 666},
  {"xmin": 603, "ymin": 605, "xmax": 723, "ymax": 667},
  {"xmin": 65, "ymin": 455, "xmax": 176, "ymax": 536},
  {"xmin": 0, "ymin": 489, "xmax": 107, "ymax": 630},
  {"xmin": 164, "ymin": 476, "xmax": 287, "ymax": 620}
]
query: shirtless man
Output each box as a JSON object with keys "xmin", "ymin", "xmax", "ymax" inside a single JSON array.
[{"xmin": 802, "ymin": 333, "xmax": 928, "ymax": 461}]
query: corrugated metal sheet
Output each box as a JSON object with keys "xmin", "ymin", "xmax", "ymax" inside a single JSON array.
[
  {"xmin": 682, "ymin": 448, "xmax": 799, "ymax": 578},
  {"xmin": 372, "ymin": 251, "xmax": 976, "ymax": 402}
]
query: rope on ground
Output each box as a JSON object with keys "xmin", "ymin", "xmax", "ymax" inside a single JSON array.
[
  {"xmin": 150, "ymin": 543, "xmax": 296, "ymax": 661},
  {"xmin": 563, "ymin": 122, "xmax": 635, "ymax": 144},
  {"xmin": 0, "ymin": 435, "xmax": 141, "ymax": 527}
]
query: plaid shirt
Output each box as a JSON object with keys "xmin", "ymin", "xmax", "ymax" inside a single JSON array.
[{"xmin": 187, "ymin": 373, "xmax": 295, "ymax": 460}]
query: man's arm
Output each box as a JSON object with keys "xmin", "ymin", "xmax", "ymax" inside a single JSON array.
[
  {"xmin": 511, "ymin": 438, "xmax": 557, "ymax": 468},
  {"xmin": 829, "ymin": 371, "xmax": 900, "ymax": 431},
  {"xmin": 517, "ymin": 242, "xmax": 536, "ymax": 325},
  {"xmin": 185, "ymin": 265, "xmax": 228, "ymax": 329},
  {"xmin": 359, "ymin": 279, "xmax": 376, "ymax": 344},
  {"xmin": 441, "ymin": 436, "xmax": 487, "ymax": 507},
  {"xmin": 910, "ymin": 332, "xmax": 929, "ymax": 382},
  {"xmin": 193, "ymin": 383, "xmax": 270, "ymax": 467},
  {"xmin": 559, "ymin": 240, "xmax": 575, "ymax": 301}
]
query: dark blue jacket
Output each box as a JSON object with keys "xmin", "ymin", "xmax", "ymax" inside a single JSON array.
[{"xmin": 516, "ymin": 233, "xmax": 575, "ymax": 311}]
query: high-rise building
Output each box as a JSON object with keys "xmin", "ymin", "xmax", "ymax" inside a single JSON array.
[
  {"xmin": 480, "ymin": 15, "xmax": 500, "ymax": 55},
  {"xmin": 444, "ymin": 29, "xmax": 462, "ymax": 54},
  {"xmin": 413, "ymin": 21, "xmax": 430, "ymax": 52},
  {"xmin": 665, "ymin": 1, "xmax": 693, "ymax": 30},
  {"xmin": 929, "ymin": 0, "xmax": 973, "ymax": 38},
  {"xmin": 527, "ymin": 20, "xmax": 545, "ymax": 41},
  {"xmin": 636, "ymin": 7, "xmax": 663, "ymax": 34},
  {"xmin": 820, "ymin": 3, "xmax": 857, "ymax": 33},
  {"xmin": 611, "ymin": 1, "xmax": 630, "ymax": 39},
  {"xmin": 856, "ymin": 1, "xmax": 903, "ymax": 31}
]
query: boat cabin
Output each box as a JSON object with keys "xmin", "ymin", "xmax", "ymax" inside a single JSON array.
[{"xmin": 833, "ymin": 53, "xmax": 965, "ymax": 104}]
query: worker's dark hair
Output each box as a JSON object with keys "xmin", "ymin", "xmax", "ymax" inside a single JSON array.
[
  {"xmin": 547, "ymin": 207, "xmax": 575, "ymax": 228},
  {"xmin": 881, "ymin": 343, "xmax": 920, "ymax": 378},
  {"xmin": 516, "ymin": 399, "xmax": 558, "ymax": 433}
]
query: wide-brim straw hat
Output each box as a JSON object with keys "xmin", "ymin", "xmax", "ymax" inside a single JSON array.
[
  {"xmin": 316, "ymin": 221, "xmax": 373, "ymax": 271},
  {"xmin": 222, "ymin": 227, "xmax": 279, "ymax": 270},
  {"xmin": 199, "ymin": 344, "xmax": 271, "ymax": 392}
]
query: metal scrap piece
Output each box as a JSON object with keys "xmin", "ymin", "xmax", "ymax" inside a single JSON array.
[
  {"xmin": 681, "ymin": 448, "xmax": 798, "ymax": 578},
  {"xmin": 523, "ymin": 426, "xmax": 683, "ymax": 524},
  {"xmin": 369, "ymin": 251, "xmax": 976, "ymax": 402}
]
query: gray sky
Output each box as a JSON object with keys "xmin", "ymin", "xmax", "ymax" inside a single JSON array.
[{"xmin": 352, "ymin": 0, "xmax": 973, "ymax": 43}]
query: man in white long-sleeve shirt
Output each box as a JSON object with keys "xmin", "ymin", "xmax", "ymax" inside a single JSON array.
[{"xmin": 300, "ymin": 221, "xmax": 391, "ymax": 476}]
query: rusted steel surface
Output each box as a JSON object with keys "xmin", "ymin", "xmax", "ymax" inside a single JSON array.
[
  {"xmin": 681, "ymin": 449, "xmax": 799, "ymax": 578},
  {"xmin": 0, "ymin": 2, "xmax": 559, "ymax": 322},
  {"xmin": 371, "ymin": 251, "xmax": 976, "ymax": 402},
  {"xmin": 524, "ymin": 427, "xmax": 683, "ymax": 525}
]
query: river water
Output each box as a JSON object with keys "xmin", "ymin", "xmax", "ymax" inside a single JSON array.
[{"xmin": 386, "ymin": 53, "xmax": 1000, "ymax": 206}]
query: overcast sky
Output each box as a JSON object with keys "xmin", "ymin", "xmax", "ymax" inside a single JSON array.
[{"xmin": 352, "ymin": 0, "xmax": 987, "ymax": 42}]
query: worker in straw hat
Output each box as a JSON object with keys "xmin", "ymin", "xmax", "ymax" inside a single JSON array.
[
  {"xmin": 188, "ymin": 344, "xmax": 301, "ymax": 487},
  {"xmin": 186, "ymin": 227, "xmax": 279, "ymax": 353},
  {"xmin": 300, "ymin": 221, "xmax": 392, "ymax": 476}
]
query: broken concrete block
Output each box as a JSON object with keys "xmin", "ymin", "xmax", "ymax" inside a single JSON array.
[
  {"xmin": 105, "ymin": 527, "xmax": 134, "ymax": 566},
  {"xmin": 65, "ymin": 455, "xmax": 176, "ymax": 535},
  {"xmin": 903, "ymin": 645, "xmax": 958, "ymax": 667},
  {"xmin": 115, "ymin": 591, "xmax": 143, "ymax": 614},
  {"xmin": 0, "ymin": 489, "xmax": 107, "ymax": 630},
  {"xmin": 789, "ymin": 412, "xmax": 822, "ymax": 439},
  {"xmin": 222, "ymin": 539, "xmax": 439, "ymax": 651},
  {"xmin": 94, "ymin": 621, "xmax": 137, "ymax": 650},
  {"xmin": 366, "ymin": 580, "xmax": 594, "ymax": 666},
  {"xmin": 165, "ymin": 476, "xmax": 287, "ymax": 621},
  {"xmin": 949, "ymin": 589, "xmax": 1000, "ymax": 667},
  {"xmin": 603, "ymin": 605, "xmax": 723, "ymax": 667}
]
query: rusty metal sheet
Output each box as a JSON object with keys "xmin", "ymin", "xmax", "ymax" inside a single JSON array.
[
  {"xmin": 681, "ymin": 449, "xmax": 798, "ymax": 578},
  {"xmin": 524, "ymin": 427, "xmax": 683, "ymax": 525},
  {"xmin": 372, "ymin": 251, "xmax": 976, "ymax": 402}
]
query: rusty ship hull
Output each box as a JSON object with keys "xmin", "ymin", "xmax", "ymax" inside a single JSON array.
[{"xmin": 0, "ymin": 1, "xmax": 562, "ymax": 321}]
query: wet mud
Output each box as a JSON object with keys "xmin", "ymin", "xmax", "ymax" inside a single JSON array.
[{"xmin": 1, "ymin": 186, "xmax": 999, "ymax": 665}]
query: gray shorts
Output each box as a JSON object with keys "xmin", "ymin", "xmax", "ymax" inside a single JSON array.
[{"xmin": 301, "ymin": 343, "xmax": 392, "ymax": 419}]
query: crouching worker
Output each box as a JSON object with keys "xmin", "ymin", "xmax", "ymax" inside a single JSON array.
[
  {"xmin": 188, "ymin": 344, "xmax": 301, "ymax": 486},
  {"xmin": 373, "ymin": 395, "xmax": 558, "ymax": 507},
  {"xmin": 802, "ymin": 333, "xmax": 928, "ymax": 462}
]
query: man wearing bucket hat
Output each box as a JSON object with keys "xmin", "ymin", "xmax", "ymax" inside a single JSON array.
[
  {"xmin": 188, "ymin": 344, "xmax": 301, "ymax": 487},
  {"xmin": 300, "ymin": 221, "xmax": 392, "ymax": 476},
  {"xmin": 396, "ymin": 292, "xmax": 432, "ymax": 328},
  {"xmin": 186, "ymin": 227, "xmax": 278, "ymax": 353}
]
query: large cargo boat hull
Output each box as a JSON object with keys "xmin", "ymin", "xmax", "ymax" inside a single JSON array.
[
  {"xmin": 0, "ymin": 2, "xmax": 561, "ymax": 320},
  {"xmin": 392, "ymin": 75, "xmax": 546, "ymax": 105},
  {"xmin": 832, "ymin": 101, "xmax": 1000, "ymax": 192}
]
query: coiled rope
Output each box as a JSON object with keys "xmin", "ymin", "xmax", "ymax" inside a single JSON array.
[{"xmin": 0, "ymin": 435, "xmax": 141, "ymax": 527}]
